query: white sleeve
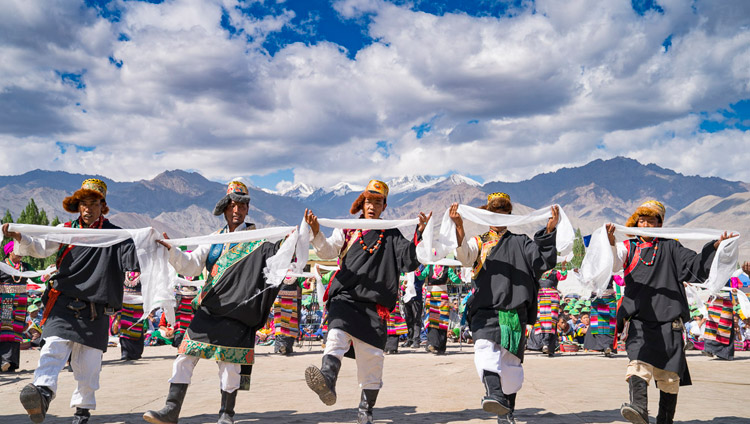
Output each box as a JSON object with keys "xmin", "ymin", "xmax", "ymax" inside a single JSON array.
[
  {"xmin": 13, "ymin": 224, "xmax": 63, "ymax": 258},
  {"xmin": 311, "ymin": 228, "xmax": 345, "ymax": 261},
  {"xmin": 168, "ymin": 243, "xmax": 210, "ymax": 277},
  {"xmin": 456, "ymin": 236, "xmax": 479, "ymax": 268},
  {"xmin": 612, "ymin": 242, "xmax": 628, "ymax": 272}
]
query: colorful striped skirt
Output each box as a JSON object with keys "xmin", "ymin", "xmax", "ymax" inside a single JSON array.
[
  {"xmin": 0, "ymin": 284, "xmax": 27, "ymax": 343},
  {"xmin": 426, "ymin": 286, "xmax": 449, "ymax": 331},
  {"xmin": 274, "ymin": 289, "xmax": 300, "ymax": 338},
  {"xmin": 589, "ymin": 295, "xmax": 616, "ymax": 336},
  {"xmin": 387, "ymin": 304, "xmax": 408, "ymax": 336},
  {"xmin": 120, "ymin": 303, "xmax": 145, "ymax": 341},
  {"xmin": 175, "ymin": 295, "xmax": 195, "ymax": 338},
  {"xmin": 535, "ymin": 288, "xmax": 560, "ymax": 335},
  {"xmin": 704, "ymin": 296, "xmax": 733, "ymax": 345}
]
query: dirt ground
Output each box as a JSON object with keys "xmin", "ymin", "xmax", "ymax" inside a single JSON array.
[{"xmin": 1, "ymin": 341, "xmax": 748, "ymax": 424}]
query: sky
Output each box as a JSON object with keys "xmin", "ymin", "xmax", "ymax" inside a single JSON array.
[{"xmin": 1, "ymin": 0, "xmax": 749, "ymax": 191}]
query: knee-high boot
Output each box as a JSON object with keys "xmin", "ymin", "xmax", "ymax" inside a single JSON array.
[
  {"xmin": 217, "ymin": 390, "xmax": 237, "ymax": 424},
  {"xmin": 481, "ymin": 370, "xmax": 510, "ymax": 416},
  {"xmin": 143, "ymin": 383, "xmax": 189, "ymax": 424},
  {"xmin": 656, "ymin": 391, "xmax": 677, "ymax": 424},
  {"xmin": 620, "ymin": 376, "xmax": 649, "ymax": 424},
  {"xmin": 305, "ymin": 354, "xmax": 342, "ymax": 406},
  {"xmin": 356, "ymin": 389, "xmax": 379, "ymax": 424}
]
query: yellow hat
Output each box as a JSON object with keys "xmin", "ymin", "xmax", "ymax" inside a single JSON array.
[
  {"xmin": 81, "ymin": 178, "xmax": 107, "ymax": 198},
  {"xmin": 62, "ymin": 178, "xmax": 109, "ymax": 214},
  {"xmin": 487, "ymin": 192, "xmax": 510, "ymax": 202},
  {"xmin": 366, "ymin": 180, "xmax": 389, "ymax": 198},
  {"xmin": 625, "ymin": 199, "xmax": 666, "ymax": 227}
]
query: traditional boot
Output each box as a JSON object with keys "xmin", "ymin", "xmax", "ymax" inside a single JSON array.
[
  {"xmin": 71, "ymin": 407, "xmax": 90, "ymax": 424},
  {"xmin": 143, "ymin": 383, "xmax": 189, "ymax": 424},
  {"xmin": 356, "ymin": 389, "xmax": 379, "ymax": 424},
  {"xmin": 656, "ymin": 391, "xmax": 677, "ymax": 424},
  {"xmin": 620, "ymin": 376, "xmax": 649, "ymax": 424},
  {"xmin": 217, "ymin": 390, "xmax": 237, "ymax": 424},
  {"xmin": 19, "ymin": 383, "xmax": 54, "ymax": 424},
  {"xmin": 481, "ymin": 371, "xmax": 511, "ymax": 416},
  {"xmin": 497, "ymin": 392, "xmax": 517, "ymax": 423},
  {"xmin": 305, "ymin": 354, "xmax": 341, "ymax": 406}
]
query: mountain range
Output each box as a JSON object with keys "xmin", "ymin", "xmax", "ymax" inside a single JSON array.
[{"xmin": 1, "ymin": 157, "xmax": 748, "ymax": 257}]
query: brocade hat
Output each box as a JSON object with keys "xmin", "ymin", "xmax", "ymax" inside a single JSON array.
[
  {"xmin": 349, "ymin": 179, "xmax": 389, "ymax": 215},
  {"xmin": 62, "ymin": 178, "xmax": 109, "ymax": 214},
  {"xmin": 625, "ymin": 200, "xmax": 666, "ymax": 227},
  {"xmin": 487, "ymin": 192, "xmax": 510, "ymax": 203},
  {"xmin": 213, "ymin": 181, "xmax": 251, "ymax": 216}
]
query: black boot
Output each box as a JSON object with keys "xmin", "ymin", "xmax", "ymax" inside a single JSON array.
[
  {"xmin": 19, "ymin": 383, "xmax": 54, "ymax": 424},
  {"xmin": 305, "ymin": 354, "xmax": 341, "ymax": 406},
  {"xmin": 143, "ymin": 383, "xmax": 189, "ymax": 424},
  {"xmin": 620, "ymin": 376, "xmax": 649, "ymax": 424},
  {"xmin": 497, "ymin": 392, "xmax": 517, "ymax": 423},
  {"xmin": 356, "ymin": 389, "xmax": 379, "ymax": 424},
  {"xmin": 481, "ymin": 371, "xmax": 511, "ymax": 416},
  {"xmin": 217, "ymin": 390, "xmax": 237, "ymax": 424},
  {"xmin": 401, "ymin": 339, "xmax": 413, "ymax": 348},
  {"xmin": 656, "ymin": 391, "xmax": 677, "ymax": 424},
  {"xmin": 72, "ymin": 407, "xmax": 90, "ymax": 424}
]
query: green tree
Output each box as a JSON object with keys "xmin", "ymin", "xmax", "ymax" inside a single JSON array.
[
  {"xmin": 51, "ymin": 216, "xmax": 60, "ymax": 227},
  {"xmin": 571, "ymin": 228, "xmax": 586, "ymax": 269},
  {"xmin": 15, "ymin": 199, "xmax": 54, "ymax": 269}
]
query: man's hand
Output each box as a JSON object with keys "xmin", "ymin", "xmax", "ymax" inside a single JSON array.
[
  {"xmin": 546, "ymin": 205, "xmax": 560, "ymax": 234},
  {"xmin": 2, "ymin": 223, "xmax": 21, "ymax": 242},
  {"xmin": 714, "ymin": 232, "xmax": 739, "ymax": 250},
  {"xmin": 449, "ymin": 203, "xmax": 465, "ymax": 246},
  {"xmin": 417, "ymin": 211, "xmax": 432, "ymax": 233},
  {"xmin": 156, "ymin": 232, "xmax": 172, "ymax": 251},
  {"xmin": 304, "ymin": 209, "xmax": 320, "ymax": 236},
  {"xmin": 605, "ymin": 223, "xmax": 616, "ymax": 246}
]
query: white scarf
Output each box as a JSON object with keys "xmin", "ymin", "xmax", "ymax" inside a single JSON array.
[
  {"xmin": 580, "ymin": 224, "xmax": 740, "ymax": 296},
  {"xmin": 8, "ymin": 223, "xmax": 299, "ymax": 324},
  {"xmin": 0, "ymin": 262, "xmax": 56, "ymax": 279},
  {"xmin": 416, "ymin": 204, "xmax": 575, "ymax": 264}
]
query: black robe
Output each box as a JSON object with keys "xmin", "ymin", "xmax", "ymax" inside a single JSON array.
[
  {"xmin": 617, "ymin": 238, "xmax": 716, "ymax": 386},
  {"xmin": 42, "ymin": 220, "xmax": 139, "ymax": 351},
  {"xmin": 181, "ymin": 240, "xmax": 283, "ymax": 363},
  {"xmin": 468, "ymin": 229, "xmax": 557, "ymax": 361},
  {"xmin": 327, "ymin": 228, "xmax": 421, "ymax": 350}
]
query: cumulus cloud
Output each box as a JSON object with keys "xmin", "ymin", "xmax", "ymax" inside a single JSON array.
[{"xmin": 0, "ymin": 0, "xmax": 749, "ymax": 186}]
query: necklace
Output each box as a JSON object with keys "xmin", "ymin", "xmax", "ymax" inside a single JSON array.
[
  {"xmin": 358, "ymin": 230, "xmax": 385, "ymax": 254},
  {"xmin": 5, "ymin": 258, "xmax": 22, "ymax": 283},
  {"xmin": 637, "ymin": 237, "xmax": 659, "ymax": 266}
]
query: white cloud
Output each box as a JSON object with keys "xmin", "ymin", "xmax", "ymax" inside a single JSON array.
[{"xmin": 0, "ymin": 0, "xmax": 749, "ymax": 187}]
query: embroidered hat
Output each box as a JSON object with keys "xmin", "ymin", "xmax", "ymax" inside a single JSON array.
[
  {"xmin": 366, "ymin": 180, "xmax": 389, "ymax": 197},
  {"xmin": 62, "ymin": 178, "xmax": 109, "ymax": 214},
  {"xmin": 213, "ymin": 181, "xmax": 251, "ymax": 216},
  {"xmin": 625, "ymin": 199, "xmax": 666, "ymax": 227},
  {"xmin": 487, "ymin": 192, "xmax": 510, "ymax": 202}
]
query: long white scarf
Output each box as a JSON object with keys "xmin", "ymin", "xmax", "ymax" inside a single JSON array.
[
  {"xmin": 8, "ymin": 223, "xmax": 299, "ymax": 323},
  {"xmin": 0, "ymin": 262, "xmax": 56, "ymax": 279},
  {"xmin": 580, "ymin": 224, "xmax": 740, "ymax": 296},
  {"xmin": 415, "ymin": 204, "xmax": 575, "ymax": 264}
]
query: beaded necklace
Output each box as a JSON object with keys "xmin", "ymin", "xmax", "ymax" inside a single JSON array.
[
  {"xmin": 5, "ymin": 258, "xmax": 22, "ymax": 283},
  {"xmin": 637, "ymin": 237, "xmax": 659, "ymax": 266},
  {"xmin": 358, "ymin": 229, "xmax": 385, "ymax": 254}
]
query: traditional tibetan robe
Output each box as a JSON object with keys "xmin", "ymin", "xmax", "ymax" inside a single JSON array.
[
  {"xmin": 22, "ymin": 219, "xmax": 140, "ymax": 352},
  {"xmin": 584, "ymin": 288, "xmax": 617, "ymax": 352},
  {"xmin": 119, "ymin": 272, "xmax": 145, "ymax": 360},
  {"xmin": 177, "ymin": 239, "xmax": 283, "ymax": 385},
  {"xmin": 703, "ymin": 291, "xmax": 736, "ymax": 360},
  {"xmin": 417, "ymin": 264, "xmax": 461, "ymax": 352},
  {"xmin": 323, "ymin": 228, "xmax": 421, "ymax": 350},
  {"xmin": 462, "ymin": 228, "xmax": 557, "ymax": 360},
  {"xmin": 274, "ymin": 277, "xmax": 303, "ymax": 354},
  {"xmin": 526, "ymin": 278, "xmax": 560, "ymax": 352},
  {"xmin": 0, "ymin": 259, "xmax": 38, "ymax": 371},
  {"xmin": 616, "ymin": 238, "xmax": 716, "ymax": 386}
]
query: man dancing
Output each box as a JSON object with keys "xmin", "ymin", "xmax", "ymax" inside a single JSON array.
[
  {"xmin": 3, "ymin": 179, "xmax": 139, "ymax": 424},
  {"xmin": 303, "ymin": 179, "xmax": 430, "ymax": 424}
]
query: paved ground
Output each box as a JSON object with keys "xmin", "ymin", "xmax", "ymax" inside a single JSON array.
[{"xmin": 1, "ymin": 342, "xmax": 748, "ymax": 424}]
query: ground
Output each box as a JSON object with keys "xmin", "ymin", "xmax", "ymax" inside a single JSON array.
[{"xmin": 1, "ymin": 342, "xmax": 747, "ymax": 424}]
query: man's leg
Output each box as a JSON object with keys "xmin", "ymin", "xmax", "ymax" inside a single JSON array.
[
  {"xmin": 216, "ymin": 362, "xmax": 241, "ymax": 424},
  {"xmin": 142, "ymin": 355, "xmax": 195, "ymax": 424},
  {"xmin": 20, "ymin": 336, "xmax": 72, "ymax": 423},
  {"xmin": 305, "ymin": 328, "xmax": 349, "ymax": 405},
  {"xmin": 653, "ymin": 367, "xmax": 679, "ymax": 424},
  {"xmin": 474, "ymin": 339, "xmax": 511, "ymax": 416},
  {"xmin": 621, "ymin": 360, "xmax": 652, "ymax": 424},
  {"xmin": 352, "ymin": 336, "xmax": 384, "ymax": 424},
  {"xmin": 69, "ymin": 340, "xmax": 103, "ymax": 423},
  {"xmin": 401, "ymin": 300, "xmax": 415, "ymax": 347}
]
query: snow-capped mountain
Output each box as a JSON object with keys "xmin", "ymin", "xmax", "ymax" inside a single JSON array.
[
  {"xmin": 448, "ymin": 174, "xmax": 482, "ymax": 187},
  {"xmin": 276, "ymin": 182, "xmax": 316, "ymax": 198},
  {"xmin": 327, "ymin": 182, "xmax": 364, "ymax": 196},
  {"xmin": 386, "ymin": 175, "xmax": 446, "ymax": 194}
]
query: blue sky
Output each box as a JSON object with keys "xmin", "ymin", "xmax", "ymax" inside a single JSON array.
[{"xmin": 1, "ymin": 0, "xmax": 749, "ymax": 190}]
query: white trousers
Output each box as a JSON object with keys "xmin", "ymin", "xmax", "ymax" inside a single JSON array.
[
  {"xmin": 323, "ymin": 328, "xmax": 384, "ymax": 390},
  {"xmin": 169, "ymin": 354, "xmax": 241, "ymax": 393},
  {"xmin": 473, "ymin": 339, "xmax": 524, "ymax": 394},
  {"xmin": 33, "ymin": 336, "xmax": 103, "ymax": 410}
]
